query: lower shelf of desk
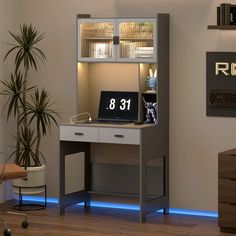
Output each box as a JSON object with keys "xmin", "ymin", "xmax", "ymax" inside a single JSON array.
[
  {"xmin": 91, "ymin": 163, "xmax": 164, "ymax": 196},
  {"xmin": 90, "ymin": 191, "xmax": 164, "ymax": 202},
  {"xmin": 58, "ymin": 190, "xmax": 168, "ymax": 223}
]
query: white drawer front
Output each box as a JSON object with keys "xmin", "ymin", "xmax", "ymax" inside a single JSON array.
[
  {"xmin": 60, "ymin": 125, "xmax": 99, "ymax": 142},
  {"xmin": 99, "ymin": 128, "xmax": 140, "ymax": 145}
]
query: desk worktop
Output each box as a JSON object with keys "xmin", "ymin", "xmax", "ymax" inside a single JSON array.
[
  {"xmin": 59, "ymin": 122, "xmax": 155, "ymax": 129},
  {"xmin": 59, "ymin": 122, "xmax": 156, "ymax": 145}
]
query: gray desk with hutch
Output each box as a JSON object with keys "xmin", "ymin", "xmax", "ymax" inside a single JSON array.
[{"xmin": 58, "ymin": 13, "xmax": 169, "ymax": 223}]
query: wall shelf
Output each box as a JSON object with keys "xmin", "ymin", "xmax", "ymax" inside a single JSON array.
[{"xmin": 208, "ymin": 25, "xmax": 236, "ymax": 30}]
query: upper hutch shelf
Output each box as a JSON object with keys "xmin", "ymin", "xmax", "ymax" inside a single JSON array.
[
  {"xmin": 208, "ymin": 25, "xmax": 236, "ymax": 30},
  {"xmin": 77, "ymin": 18, "xmax": 157, "ymax": 63}
]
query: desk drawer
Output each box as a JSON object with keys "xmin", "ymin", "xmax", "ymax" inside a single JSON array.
[
  {"xmin": 219, "ymin": 178, "xmax": 236, "ymax": 203},
  {"xmin": 219, "ymin": 156, "xmax": 236, "ymax": 178},
  {"xmin": 219, "ymin": 203, "xmax": 236, "ymax": 228},
  {"xmin": 60, "ymin": 125, "xmax": 99, "ymax": 142},
  {"xmin": 99, "ymin": 128, "xmax": 140, "ymax": 145}
]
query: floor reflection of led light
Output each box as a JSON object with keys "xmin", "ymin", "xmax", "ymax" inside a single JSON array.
[{"xmin": 22, "ymin": 196, "xmax": 218, "ymax": 218}]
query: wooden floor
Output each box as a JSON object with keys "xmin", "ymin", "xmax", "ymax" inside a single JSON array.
[{"xmin": 0, "ymin": 201, "xmax": 232, "ymax": 236}]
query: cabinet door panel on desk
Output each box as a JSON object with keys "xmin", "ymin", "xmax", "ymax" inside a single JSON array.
[
  {"xmin": 99, "ymin": 128, "xmax": 140, "ymax": 145},
  {"xmin": 60, "ymin": 126, "xmax": 99, "ymax": 142}
]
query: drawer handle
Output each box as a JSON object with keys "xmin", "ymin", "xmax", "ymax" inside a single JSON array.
[
  {"xmin": 114, "ymin": 134, "xmax": 124, "ymax": 138},
  {"xmin": 74, "ymin": 132, "xmax": 84, "ymax": 136}
]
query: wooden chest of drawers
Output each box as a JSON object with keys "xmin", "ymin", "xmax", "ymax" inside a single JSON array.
[{"xmin": 219, "ymin": 148, "xmax": 236, "ymax": 234}]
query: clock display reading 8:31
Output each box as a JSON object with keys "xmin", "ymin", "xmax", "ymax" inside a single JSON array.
[{"xmin": 107, "ymin": 98, "xmax": 131, "ymax": 111}]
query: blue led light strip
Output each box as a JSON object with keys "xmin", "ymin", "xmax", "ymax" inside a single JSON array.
[{"xmin": 22, "ymin": 196, "xmax": 218, "ymax": 218}]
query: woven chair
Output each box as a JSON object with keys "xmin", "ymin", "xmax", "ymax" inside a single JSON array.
[{"xmin": 0, "ymin": 152, "xmax": 29, "ymax": 236}]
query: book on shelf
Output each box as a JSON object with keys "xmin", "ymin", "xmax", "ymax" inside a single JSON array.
[
  {"xmin": 120, "ymin": 43, "xmax": 154, "ymax": 59},
  {"xmin": 217, "ymin": 6, "xmax": 221, "ymax": 25},
  {"xmin": 230, "ymin": 5, "xmax": 236, "ymax": 25},
  {"xmin": 220, "ymin": 3, "xmax": 230, "ymax": 25},
  {"xmin": 135, "ymin": 47, "xmax": 154, "ymax": 51},
  {"xmin": 134, "ymin": 47, "xmax": 154, "ymax": 59},
  {"xmin": 218, "ymin": 3, "xmax": 236, "ymax": 25},
  {"xmin": 120, "ymin": 41, "xmax": 136, "ymax": 58}
]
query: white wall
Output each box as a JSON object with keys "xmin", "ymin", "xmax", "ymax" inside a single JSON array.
[
  {"xmin": 0, "ymin": 0, "xmax": 21, "ymax": 151},
  {"xmin": 17, "ymin": 0, "xmax": 118, "ymax": 198},
  {"xmin": 11, "ymin": 0, "xmax": 236, "ymax": 211},
  {"xmin": 0, "ymin": 0, "xmax": 21, "ymax": 202}
]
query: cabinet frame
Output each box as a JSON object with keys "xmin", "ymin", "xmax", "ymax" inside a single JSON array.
[{"xmin": 77, "ymin": 16, "xmax": 157, "ymax": 63}]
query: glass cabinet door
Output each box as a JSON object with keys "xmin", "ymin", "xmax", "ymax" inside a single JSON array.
[
  {"xmin": 78, "ymin": 19, "xmax": 116, "ymax": 61},
  {"xmin": 117, "ymin": 19, "xmax": 156, "ymax": 62}
]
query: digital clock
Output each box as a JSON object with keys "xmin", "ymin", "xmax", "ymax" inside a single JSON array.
[
  {"xmin": 106, "ymin": 98, "xmax": 131, "ymax": 111},
  {"xmin": 98, "ymin": 91, "xmax": 139, "ymax": 122}
]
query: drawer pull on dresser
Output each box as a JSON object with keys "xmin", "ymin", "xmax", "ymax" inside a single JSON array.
[{"xmin": 74, "ymin": 132, "xmax": 84, "ymax": 136}]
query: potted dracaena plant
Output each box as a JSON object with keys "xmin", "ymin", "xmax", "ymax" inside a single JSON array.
[{"xmin": 1, "ymin": 24, "xmax": 60, "ymax": 195}]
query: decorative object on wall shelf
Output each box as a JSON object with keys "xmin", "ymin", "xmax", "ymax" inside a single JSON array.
[{"xmin": 208, "ymin": 3, "xmax": 236, "ymax": 30}]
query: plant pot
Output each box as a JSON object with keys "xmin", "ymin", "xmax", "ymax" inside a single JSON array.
[{"xmin": 12, "ymin": 165, "xmax": 46, "ymax": 195}]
